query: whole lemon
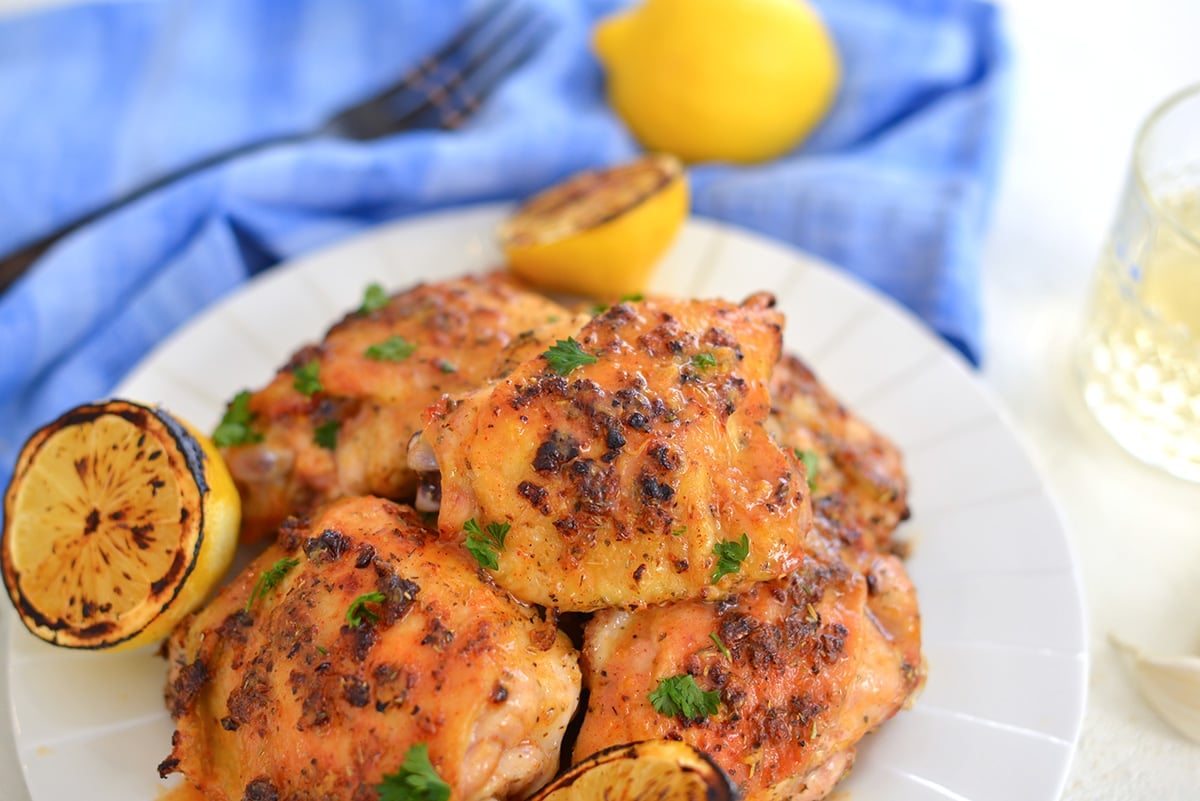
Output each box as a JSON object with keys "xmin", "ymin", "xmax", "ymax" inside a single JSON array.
[{"xmin": 594, "ymin": 0, "xmax": 841, "ymax": 165}]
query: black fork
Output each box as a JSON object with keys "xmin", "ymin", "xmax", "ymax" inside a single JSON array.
[{"xmin": 0, "ymin": 0, "xmax": 550, "ymax": 295}]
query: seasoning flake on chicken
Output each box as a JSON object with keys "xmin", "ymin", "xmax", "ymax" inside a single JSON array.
[{"xmin": 160, "ymin": 496, "xmax": 581, "ymax": 801}]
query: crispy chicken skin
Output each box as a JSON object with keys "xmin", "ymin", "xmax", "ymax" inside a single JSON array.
[
  {"xmin": 572, "ymin": 534, "xmax": 922, "ymax": 800},
  {"xmin": 416, "ymin": 294, "xmax": 816, "ymax": 611},
  {"xmin": 221, "ymin": 273, "xmax": 574, "ymax": 541},
  {"xmin": 766, "ymin": 354, "xmax": 909, "ymax": 552},
  {"xmin": 160, "ymin": 496, "xmax": 581, "ymax": 801}
]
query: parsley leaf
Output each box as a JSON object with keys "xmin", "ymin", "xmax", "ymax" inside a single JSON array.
[
  {"xmin": 710, "ymin": 632, "xmax": 732, "ymax": 660},
  {"xmin": 359, "ymin": 282, "xmax": 389, "ymax": 314},
  {"xmin": 365, "ymin": 336, "xmax": 417, "ymax": 362},
  {"xmin": 711, "ymin": 533, "xmax": 750, "ymax": 584},
  {"xmin": 376, "ymin": 743, "xmax": 449, "ymax": 801},
  {"xmin": 346, "ymin": 591, "xmax": 386, "ymax": 627},
  {"xmin": 691, "ymin": 352, "xmax": 717, "ymax": 369},
  {"xmin": 245, "ymin": 557, "xmax": 299, "ymax": 612},
  {"xmin": 794, "ymin": 448, "xmax": 820, "ymax": 492},
  {"xmin": 670, "ymin": 526, "xmax": 687, "ymax": 537},
  {"xmin": 313, "ymin": 420, "xmax": 340, "ymax": 450},
  {"xmin": 293, "ymin": 360, "xmax": 322, "ymax": 396},
  {"xmin": 463, "ymin": 518, "xmax": 510, "ymax": 570},
  {"xmin": 437, "ymin": 359, "xmax": 456, "ymax": 374},
  {"xmin": 543, "ymin": 338, "xmax": 598, "ymax": 376},
  {"xmin": 649, "ymin": 674, "xmax": 720, "ymax": 720},
  {"xmin": 213, "ymin": 390, "xmax": 262, "ymax": 447},
  {"xmin": 620, "ymin": 293, "xmax": 644, "ymax": 303}
]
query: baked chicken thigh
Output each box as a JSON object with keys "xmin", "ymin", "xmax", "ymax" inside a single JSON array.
[
  {"xmin": 414, "ymin": 294, "xmax": 816, "ymax": 611},
  {"xmin": 573, "ymin": 529, "xmax": 922, "ymax": 800},
  {"xmin": 766, "ymin": 354, "xmax": 908, "ymax": 552},
  {"xmin": 219, "ymin": 273, "xmax": 574, "ymax": 541},
  {"xmin": 160, "ymin": 496, "xmax": 580, "ymax": 801}
]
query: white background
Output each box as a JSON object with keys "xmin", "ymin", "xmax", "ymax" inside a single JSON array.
[
  {"xmin": 981, "ymin": 0, "xmax": 1200, "ymax": 797},
  {"xmin": 2, "ymin": 0, "xmax": 1199, "ymax": 799}
]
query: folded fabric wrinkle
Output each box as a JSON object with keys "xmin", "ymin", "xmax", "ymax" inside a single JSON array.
[{"xmin": 0, "ymin": 0, "xmax": 1009, "ymax": 490}]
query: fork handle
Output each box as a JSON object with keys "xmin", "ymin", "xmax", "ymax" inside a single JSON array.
[{"xmin": 0, "ymin": 130, "xmax": 312, "ymax": 296}]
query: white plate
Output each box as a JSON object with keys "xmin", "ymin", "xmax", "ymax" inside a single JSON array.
[{"xmin": 4, "ymin": 205, "xmax": 1088, "ymax": 801}]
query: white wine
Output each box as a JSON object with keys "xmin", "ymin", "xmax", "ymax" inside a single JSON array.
[{"xmin": 1077, "ymin": 189, "xmax": 1200, "ymax": 481}]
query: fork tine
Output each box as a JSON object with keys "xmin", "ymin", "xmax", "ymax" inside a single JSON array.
[
  {"xmin": 436, "ymin": 16, "xmax": 555, "ymax": 129},
  {"xmin": 324, "ymin": 0, "xmax": 548, "ymax": 139},
  {"xmin": 324, "ymin": 0, "xmax": 510, "ymax": 124}
]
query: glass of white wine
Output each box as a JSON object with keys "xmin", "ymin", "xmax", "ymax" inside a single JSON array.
[{"xmin": 1077, "ymin": 84, "xmax": 1200, "ymax": 482}]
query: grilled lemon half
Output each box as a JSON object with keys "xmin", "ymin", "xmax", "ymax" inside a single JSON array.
[
  {"xmin": 1, "ymin": 400, "xmax": 240, "ymax": 650},
  {"xmin": 498, "ymin": 153, "xmax": 688, "ymax": 299},
  {"xmin": 532, "ymin": 741, "xmax": 737, "ymax": 801}
]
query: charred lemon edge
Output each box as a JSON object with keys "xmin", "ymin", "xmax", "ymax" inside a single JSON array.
[
  {"xmin": 532, "ymin": 740, "xmax": 737, "ymax": 801},
  {"xmin": 1, "ymin": 399, "xmax": 240, "ymax": 651}
]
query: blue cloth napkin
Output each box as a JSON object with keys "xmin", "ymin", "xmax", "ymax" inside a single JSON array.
[{"xmin": 0, "ymin": 0, "xmax": 1008, "ymax": 489}]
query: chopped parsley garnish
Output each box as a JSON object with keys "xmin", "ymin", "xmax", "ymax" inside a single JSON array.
[
  {"xmin": 365, "ymin": 335, "xmax": 417, "ymax": 362},
  {"xmin": 359, "ymin": 282, "xmax": 389, "ymax": 314},
  {"xmin": 670, "ymin": 526, "xmax": 687, "ymax": 537},
  {"xmin": 543, "ymin": 338, "xmax": 598, "ymax": 376},
  {"xmin": 711, "ymin": 533, "xmax": 750, "ymax": 584},
  {"xmin": 376, "ymin": 743, "xmax": 450, "ymax": 801},
  {"xmin": 691, "ymin": 352, "xmax": 718, "ymax": 369},
  {"xmin": 591, "ymin": 302, "xmax": 609, "ymax": 315},
  {"xmin": 795, "ymin": 448, "xmax": 820, "ymax": 492},
  {"xmin": 245, "ymin": 557, "xmax": 299, "ymax": 612},
  {"xmin": 710, "ymin": 632, "xmax": 732, "ymax": 660},
  {"xmin": 293, "ymin": 360, "xmax": 322, "ymax": 396},
  {"xmin": 464, "ymin": 518, "xmax": 510, "ymax": 570},
  {"xmin": 437, "ymin": 359, "xmax": 456, "ymax": 374},
  {"xmin": 316, "ymin": 645, "xmax": 327, "ymax": 655},
  {"xmin": 346, "ymin": 591, "xmax": 386, "ymax": 627},
  {"xmin": 313, "ymin": 420, "xmax": 340, "ymax": 450},
  {"xmin": 213, "ymin": 390, "xmax": 262, "ymax": 447},
  {"xmin": 649, "ymin": 674, "xmax": 720, "ymax": 720}
]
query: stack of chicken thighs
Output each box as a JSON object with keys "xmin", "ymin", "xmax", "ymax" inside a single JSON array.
[{"xmin": 161, "ymin": 273, "xmax": 923, "ymax": 801}]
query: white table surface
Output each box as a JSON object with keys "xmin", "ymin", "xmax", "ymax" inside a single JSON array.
[
  {"xmin": 980, "ymin": 1, "xmax": 1200, "ymax": 798},
  {"xmin": 2, "ymin": 1, "xmax": 1199, "ymax": 799}
]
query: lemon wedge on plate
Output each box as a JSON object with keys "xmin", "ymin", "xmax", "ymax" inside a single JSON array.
[
  {"xmin": 498, "ymin": 153, "xmax": 688, "ymax": 299},
  {"xmin": 530, "ymin": 741, "xmax": 735, "ymax": 801},
  {"xmin": 2, "ymin": 399, "xmax": 240, "ymax": 650}
]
